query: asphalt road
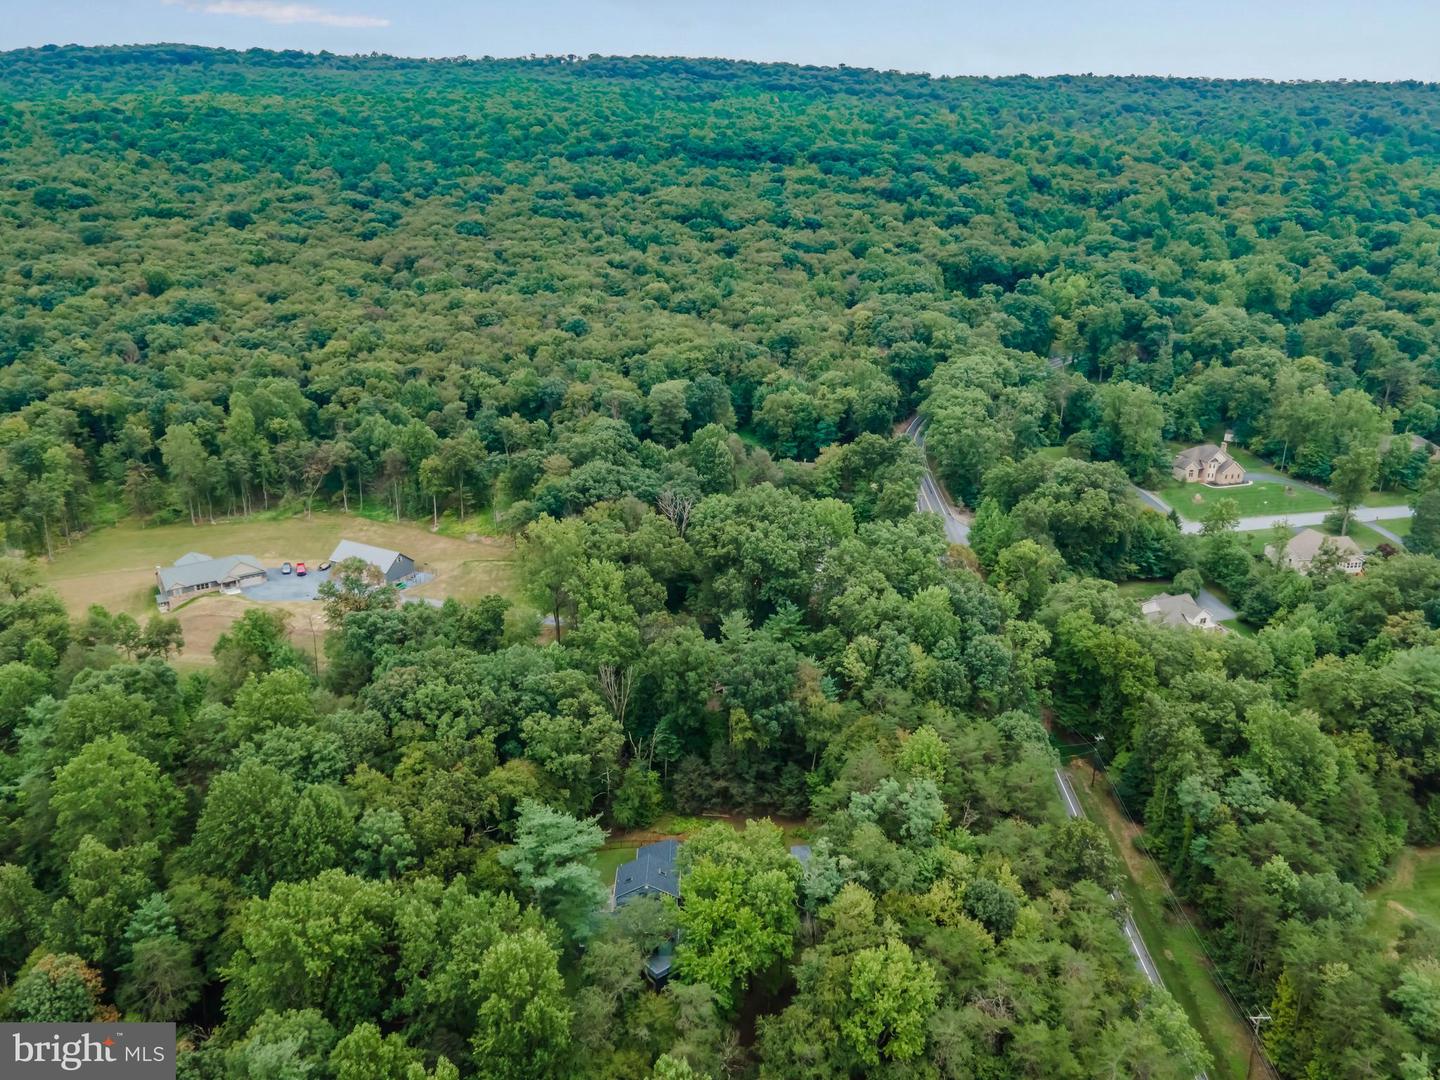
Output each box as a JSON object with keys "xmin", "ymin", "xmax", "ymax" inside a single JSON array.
[
  {"xmin": 1053, "ymin": 767, "xmax": 1166, "ymax": 986},
  {"xmin": 903, "ymin": 416, "xmax": 972, "ymax": 545},
  {"xmin": 1135, "ymin": 484, "xmax": 1412, "ymax": 535},
  {"xmin": 902, "ymin": 416, "xmax": 1209, "ymax": 1075}
]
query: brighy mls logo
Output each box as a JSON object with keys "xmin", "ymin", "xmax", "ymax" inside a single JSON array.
[{"xmin": 2, "ymin": 1024, "xmax": 175, "ymax": 1078}]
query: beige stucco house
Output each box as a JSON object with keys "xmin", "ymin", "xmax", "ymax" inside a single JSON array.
[
  {"xmin": 1141, "ymin": 592, "xmax": 1224, "ymax": 632},
  {"xmin": 1264, "ymin": 528, "xmax": 1365, "ymax": 575},
  {"xmin": 1172, "ymin": 434, "xmax": 1245, "ymax": 486}
]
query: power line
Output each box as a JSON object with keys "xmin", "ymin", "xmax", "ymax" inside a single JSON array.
[{"xmin": 1068, "ymin": 737, "xmax": 1282, "ymax": 1080}]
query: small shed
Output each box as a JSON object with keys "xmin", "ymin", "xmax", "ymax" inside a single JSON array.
[{"xmin": 328, "ymin": 539, "xmax": 417, "ymax": 584}]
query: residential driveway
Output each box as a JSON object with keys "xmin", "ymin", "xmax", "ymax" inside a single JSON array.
[
  {"xmin": 242, "ymin": 568, "xmax": 436, "ymax": 603},
  {"xmin": 242, "ymin": 566, "xmax": 332, "ymax": 601},
  {"xmin": 1196, "ymin": 587, "xmax": 1236, "ymax": 621},
  {"xmin": 1133, "ymin": 486, "xmax": 1175, "ymax": 515},
  {"xmin": 1370, "ymin": 521, "xmax": 1408, "ymax": 547},
  {"xmin": 1242, "ymin": 468, "xmax": 1330, "ymax": 497}
]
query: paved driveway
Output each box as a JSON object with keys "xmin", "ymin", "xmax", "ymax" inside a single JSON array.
[
  {"xmin": 242, "ymin": 566, "xmax": 332, "ymax": 601},
  {"xmin": 240, "ymin": 567, "xmax": 436, "ymax": 603},
  {"xmin": 1196, "ymin": 586, "xmax": 1237, "ymax": 621}
]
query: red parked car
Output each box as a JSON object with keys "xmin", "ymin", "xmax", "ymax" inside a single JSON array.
[{"xmin": 295, "ymin": 561, "xmax": 308, "ymax": 577}]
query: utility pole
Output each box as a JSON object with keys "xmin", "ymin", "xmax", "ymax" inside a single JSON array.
[
  {"xmin": 1090, "ymin": 733, "xmax": 1105, "ymax": 789},
  {"xmin": 1245, "ymin": 1011, "xmax": 1270, "ymax": 1080}
]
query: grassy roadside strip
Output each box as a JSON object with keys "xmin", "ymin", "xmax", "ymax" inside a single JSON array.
[{"xmin": 1066, "ymin": 761, "xmax": 1256, "ymax": 1080}]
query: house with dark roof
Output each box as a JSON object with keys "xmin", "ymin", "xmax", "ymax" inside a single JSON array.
[
  {"xmin": 328, "ymin": 539, "xmax": 416, "ymax": 584},
  {"xmin": 613, "ymin": 839, "xmax": 681, "ymax": 908},
  {"xmin": 1172, "ymin": 435, "xmax": 1245, "ymax": 486},
  {"xmin": 611, "ymin": 838, "xmax": 682, "ymax": 987},
  {"xmin": 155, "ymin": 553, "xmax": 267, "ymax": 611}
]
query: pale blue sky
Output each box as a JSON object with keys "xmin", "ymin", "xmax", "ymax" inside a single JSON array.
[{"xmin": 4, "ymin": 1, "xmax": 1439, "ymax": 81}]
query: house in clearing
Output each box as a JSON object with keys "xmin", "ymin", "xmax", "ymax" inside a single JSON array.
[
  {"xmin": 1172, "ymin": 434, "xmax": 1245, "ymax": 486},
  {"xmin": 155, "ymin": 552, "xmax": 267, "ymax": 611},
  {"xmin": 328, "ymin": 539, "xmax": 416, "ymax": 584},
  {"xmin": 1140, "ymin": 592, "xmax": 1223, "ymax": 632},
  {"xmin": 1265, "ymin": 527, "xmax": 1365, "ymax": 576}
]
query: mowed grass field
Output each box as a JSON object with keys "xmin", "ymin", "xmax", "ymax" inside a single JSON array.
[
  {"xmin": 1155, "ymin": 477, "xmax": 1333, "ymax": 519},
  {"xmin": 1368, "ymin": 848, "xmax": 1440, "ymax": 949},
  {"xmin": 39, "ymin": 513, "xmax": 518, "ymax": 663}
]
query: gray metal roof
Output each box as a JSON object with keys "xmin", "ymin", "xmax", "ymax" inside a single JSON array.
[
  {"xmin": 329, "ymin": 539, "xmax": 410, "ymax": 574},
  {"xmin": 175, "ymin": 551, "xmax": 212, "ymax": 565},
  {"xmin": 157, "ymin": 554, "xmax": 265, "ymax": 592}
]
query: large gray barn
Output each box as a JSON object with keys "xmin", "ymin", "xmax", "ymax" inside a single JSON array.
[{"xmin": 328, "ymin": 539, "xmax": 416, "ymax": 584}]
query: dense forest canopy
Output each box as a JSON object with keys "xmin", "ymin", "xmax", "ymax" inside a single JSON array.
[{"xmin": 3, "ymin": 44, "xmax": 1440, "ymax": 1080}]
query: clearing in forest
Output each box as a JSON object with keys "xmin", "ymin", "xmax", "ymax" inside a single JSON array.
[{"xmin": 38, "ymin": 512, "xmax": 518, "ymax": 663}]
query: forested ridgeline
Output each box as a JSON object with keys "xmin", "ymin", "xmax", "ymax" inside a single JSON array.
[
  {"xmin": 5, "ymin": 48, "xmax": 1440, "ymax": 549},
  {"xmin": 2, "ymin": 45, "xmax": 1440, "ymax": 1079}
]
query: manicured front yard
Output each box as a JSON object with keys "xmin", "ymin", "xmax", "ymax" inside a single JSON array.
[
  {"xmin": 1155, "ymin": 478, "xmax": 1332, "ymax": 520},
  {"xmin": 1363, "ymin": 489, "xmax": 1416, "ymax": 508}
]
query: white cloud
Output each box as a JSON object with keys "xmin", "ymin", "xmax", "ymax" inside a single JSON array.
[{"xmin": 164, "ymin": 0, "xmax": 390, "ymax": 29}]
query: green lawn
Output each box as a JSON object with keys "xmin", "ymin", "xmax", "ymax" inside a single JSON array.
[
  {"xmin": 1070, "ymin": 763, "xmax": 1254, "ymax": 1080},
  {"xmin": 1363, "ymin": 489, "xmax": 1415, "ymax": 508},
  {"xmin": 1173, "ymin": 435, "xmax": 1412, "ymax": 513},
  {"xmin": 1331, "ymin": 520, "xmax": 1390, "ymax": 551},
  {"xmin": 1368, "ymin": 848, "xmax": 1440, "ymax": 948},
  {"xmin": 1223, "ymin": 445, "xmax": 1271, "ymax": 472},
  {"xmin": 1386, "ymin": 517, "xmax": 1414, "ymax": 539},
  {"xmin": 589, "ymin": 842, "xmax": 641, "ymax": 889},
  {"xmin": 1116, "ymin": 579, "xmax": 1175, "ymax": 601},
  {"xmin": 1155, "ymin": 478, "xmax": 1332, "ymax": 520}
]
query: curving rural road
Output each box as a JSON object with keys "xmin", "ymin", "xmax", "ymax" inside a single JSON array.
[
  {"xmin": 902, "ymin": 415, "xmax": 972, "ymax": 545},
  {"xmin": 901, "ymin": 417, "xmax": 1182, "ymax": 1011}
]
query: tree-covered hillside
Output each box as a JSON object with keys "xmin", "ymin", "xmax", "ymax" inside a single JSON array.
[{"xmin": 3, "ymin": 45, "xmax": 1440, "ymax": 1079}]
